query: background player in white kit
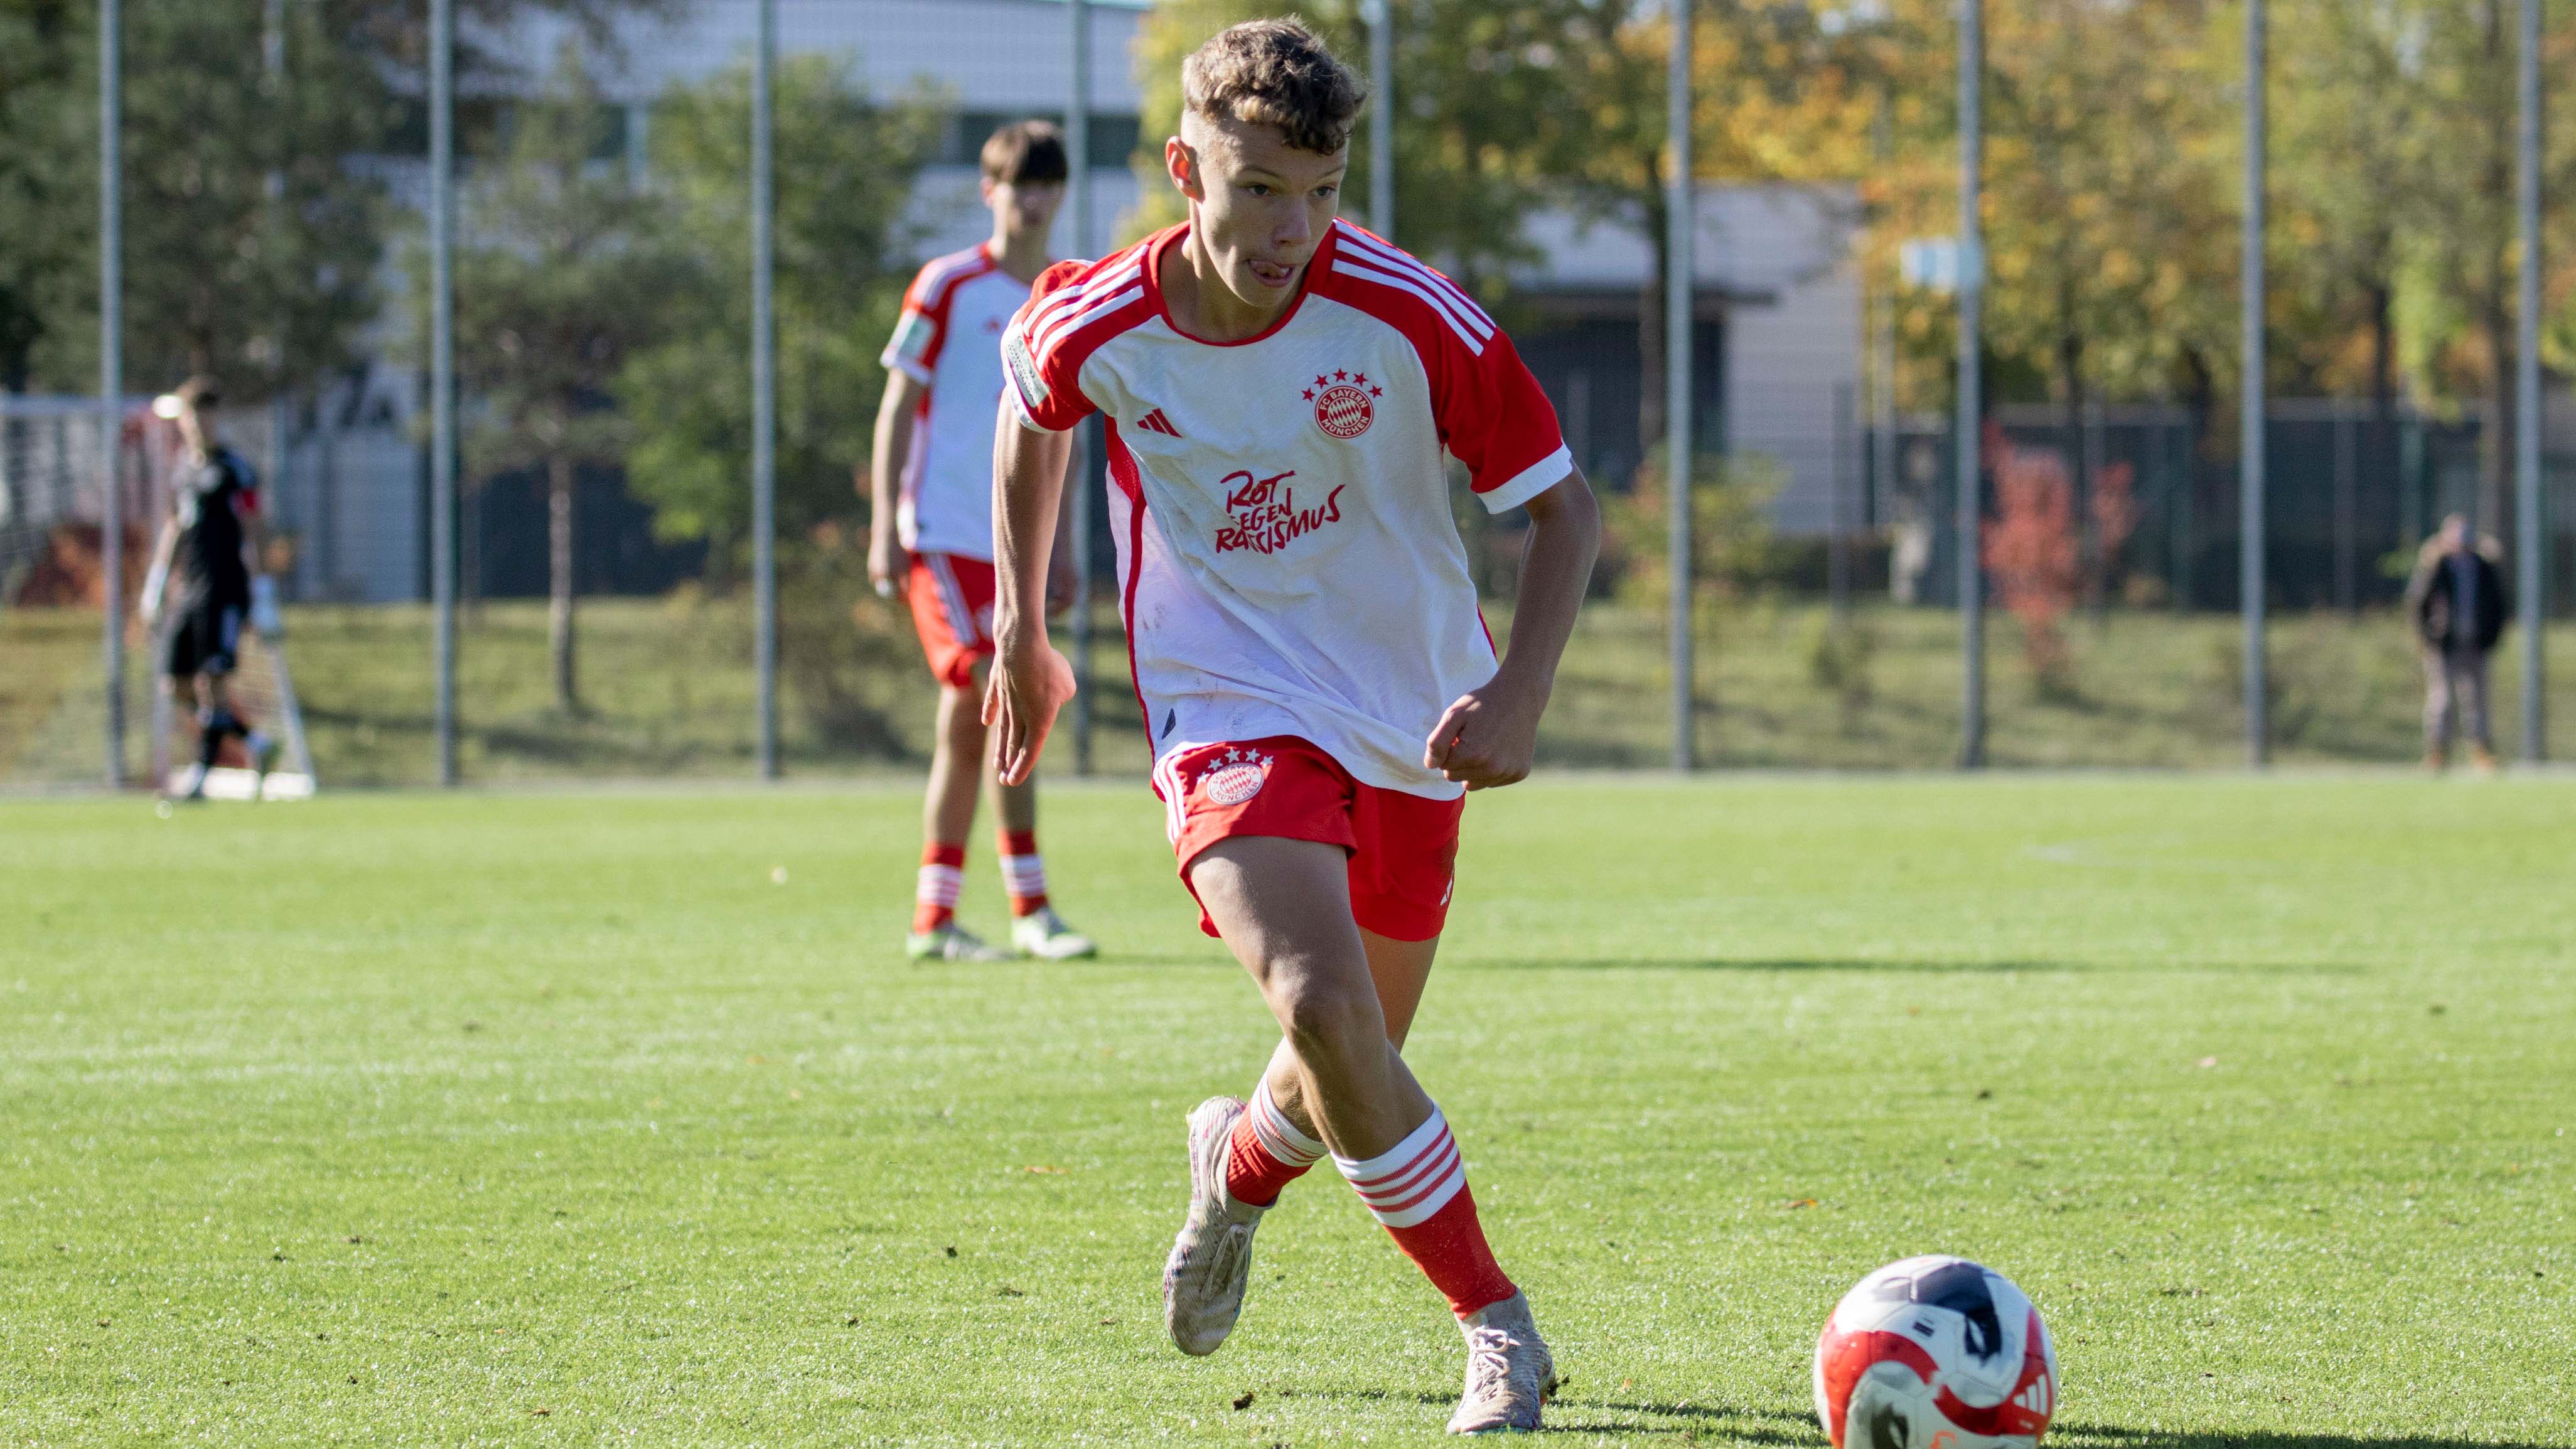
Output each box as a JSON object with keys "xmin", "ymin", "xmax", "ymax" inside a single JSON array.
[
  {"xmin": 984, "ymin": 21, "xmax": 1600, "ymax": 1434},
  {"xmin": 869, "ymin": 122, "xmax": 1094, "ymax": 963}
]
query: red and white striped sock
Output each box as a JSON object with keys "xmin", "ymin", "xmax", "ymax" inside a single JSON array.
[
  {"xmin": 1224, "ymin": 1077, "xmax": 1324, "ymax": 1209},
  {"xmin": 1333, "ymin": 1106, "xmax": 1516, "ymax": 1318},
  {"xmin": 913, "ymin": 842, "xmax": 965, "ymax": 934},
  {"xmin": 998, "ymin": 829, "xmax": 1048, "ymax": 917}
]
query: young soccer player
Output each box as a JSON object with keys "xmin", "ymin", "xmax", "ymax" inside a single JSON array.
[
  {"xmin": 870, "ymin": 121, "xmax": 1095, "ymax": 963},
  {"xmin": 139, "ymin": 376, "xmax": 282, "ymax": 801},
  {"xmin": 983, "ymin": 21, "xmax": 1600, "ymax": 1433}
]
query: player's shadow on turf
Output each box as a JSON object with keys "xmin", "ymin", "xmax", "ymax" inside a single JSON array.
[
  {"xmin": 1478, "ymin": 957, "xmax": 2349, "ymax": 975},
  {"xmin": 1302, "ymin": 1392, "xmax": 1826, "ymax": 1440},
  {"xmin": 2053, "ymin": 1426, "xmax": 2565, "ymax": 1449},
  {"xmin": 1537, "ymin": 1408, "xmax": 2553, "ymax": 1448},
  {"xmin": 1557, "ymin": 1400, "xmax": 1824, "ymax": 1440}
]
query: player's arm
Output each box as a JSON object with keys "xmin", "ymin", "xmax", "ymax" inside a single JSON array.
[
  {"xmin": 867, "ymin": 370, "xmax": 926, "ymax": 597},
  {"xmin": 239, "ymin": 483, "xmax": 282, "ymax": 636},
  {"xmin": 1046, "ymin": 461, "xmax": 1080, "ymax": 615},
  {"xmin": 1426, "ymin": 467, "xmax": 1600, "ymax": 790},
  {"xmin": 138, "ymin": 515, "xmax": 178, "ymax": 627},
  {"xmin": 242, "ymin": 500, "xmax": 273, "ymax": 576},
  {"xmin": 985, "ymin": 405, "xmax": 1078, "ymax": 785}
]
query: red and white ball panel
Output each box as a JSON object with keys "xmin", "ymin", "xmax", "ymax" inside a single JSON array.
[{"xmin": 1814, "ymin": 1256, "xmax": 2058, "ymax": 1449}]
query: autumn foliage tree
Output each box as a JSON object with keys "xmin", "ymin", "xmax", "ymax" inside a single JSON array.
[{"xmin": 1981, "ymin": 423, "xmax": 2136, "ymax": 695}]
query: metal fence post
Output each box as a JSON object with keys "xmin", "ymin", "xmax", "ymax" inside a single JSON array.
[
  {"xmin": 2241, "ymin": 0, "xmax": 2268, "ymax": 768},
  {"xmin": 751, "ymin": 0, "xmax": 780, "ymax": 779},
  {"xmin": 1956, "ymin": 0, "xmax": 1985, "ymax": 768},
  {"xmin": 1870, "ymin": 90, "xmax": 1894, "ymax": 545},
  {"xmin": 2517, "ymin": 0, "xmax": 2546, "ymax": 762},
  {"xmin": 2334, "ymin": 402, "xmax": 2357, "ymax": 615},
  {"xmin": 428, "ymin": 0, "xmax": 456, "ymax": 786},
  {"xmin": 99, "ymin": 0, "xmax": 124, "ymax": 787},
  {"xmin": 1831, "ymin": 381, "xmax": 1853, "ymax": 624},
  {"xmin": 1368, "ymin": 0, "xmax": 1393, "ymax": 239},
  {"xmin": 1666, "ymin": 0, "xmax": 1695, "ymax": 772},
  {"xmin": 1068, "ymin": 0, "xmax": 1095, "ymax": 776}
]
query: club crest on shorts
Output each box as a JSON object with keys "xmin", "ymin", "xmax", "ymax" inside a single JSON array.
[
  {"xmin": 1198, "ymin": 747, "xmax": 1273, "ymax": 807},
  {"xmin": 1301, "ymin": 370, "xmax": 1380, "ymax": 440}
]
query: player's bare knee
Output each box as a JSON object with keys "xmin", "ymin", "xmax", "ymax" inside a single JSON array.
[
  {"xmin": 940, "ymin": 686, "xmax": 986, "ymax": 743},
  {"xmin": 1270, "ymin": 968, "xmax": 1382, "ymax": 1065}
]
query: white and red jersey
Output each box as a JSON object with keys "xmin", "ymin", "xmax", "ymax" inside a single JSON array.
[
  {"xmin": 881, "ymin": 241, "xmax": 1038, "ymax": 561},
  {"xmin": 1002, "ymin": 220, "xmax": 1572, "ymax": 799}
]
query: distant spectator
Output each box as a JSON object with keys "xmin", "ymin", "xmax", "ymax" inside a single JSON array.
[{"xmin": 2405, "ymin": 513, "xmax": 2512, "ymax": 772}]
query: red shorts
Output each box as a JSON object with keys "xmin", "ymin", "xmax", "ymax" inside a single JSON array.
[
  {"xmin": 1160, "ymin": 736, "xmax": 1466, "ymax": 943},
  {"xmin": 905, "ymin": 552, "xmax": 996, "ymax": 688}
]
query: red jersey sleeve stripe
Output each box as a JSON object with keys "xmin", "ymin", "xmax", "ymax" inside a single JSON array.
[
  {"xmin": 1021, "ymin": 244, "xmax": 1147, "ymax": 329},
  {"xmin": 1331, "ymin": 242, "xmax": 1495, "ymax": 342},
  {"xmin": 1016, "ymin": 274, "xmax": 1123, "ymax": 362},
  {"xmin": 1028, "ymin": 261, "xmax": 1148, "ymax": 357},
  {"xmin": 1339, "ymin": 230, "xmax": 1494, "ymax": 333},
  {"xmin": 1334, "ymin": 224, "xmax": 1495, "ymax": 332},
  {"xmin": 905, "ymin": 248, "xmax": 989, "ymax": 310},
  {"xmin": 1034, "ymin": 284, "xmax": 1147, "ymax": 362},
  {"xmin": 1329, "ymin": 256, "xmax": 1491, "ymax": 353}
]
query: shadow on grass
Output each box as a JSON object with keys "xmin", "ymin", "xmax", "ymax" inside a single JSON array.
[
  {"xmin": 1545, "ymin": 1399, "xmax": 1825, "ymax": 1441},
  {"xmin": 1285, "ymin": 1391, "xmax": 1822, "ymax": 1440},
  {"xmin": 1469, "ymin": 1403, "xmax": 2554, "ymax": 1448},
  {"xmin": 1083, "ymin": 949, "xmax": 1234, "ymax": 969},
  {"xmin": 1459, "ymin": 957, "xmax": 2351, "ymax": 976},
  {"xmin": 2053, "ymin": 1425, "xmax": 2563, "ymax": 1449}
]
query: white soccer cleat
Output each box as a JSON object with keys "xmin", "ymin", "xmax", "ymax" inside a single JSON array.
[
  {"xmin": 1011, "ymin": 905, "xmax": 1097, "ymax": 961},
  {"xmin": 168, "ymin": 763, "xmax": 208, "ymax": 803},
  {"xmin": 1447, "ymin": 1291, "xmax": 1559, "ymax": 1435},
  {"xmin": 1163, "ymin": 1095, "xmax": 1264, "ymax": 1356},
  {"xmin": 905, "ymin": 922, "xmax": 1012, "ymax": 962}
]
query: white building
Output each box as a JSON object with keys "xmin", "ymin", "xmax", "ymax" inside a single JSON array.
[
  {"xmin": 518, "ymin": 0, "xmax": 1153, "ymax": 262},
  {"xmin": 1513, "ymin": 185, "xmax": 1863, "ymax": 536}
]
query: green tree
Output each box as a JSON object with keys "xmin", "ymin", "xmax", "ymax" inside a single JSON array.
[
  {"xmin": 2270, "ymin": 0, "xmax": 2444, "ymax": 553},
  {"xmin": 618, "ymin": 53, "xmax": 936, "ymax": 573},
  {"xmin": 1539, "ymin": 1, "xmax": 1894, "ymax": 464},
  {"xmin": 1978, "ymin": 0, "xmax": 2228, "ymax": 605},
  {"xmin": 2385, "ymin": 0, "xmax": 2576, "ymax": 551},
  {"xmin": 0, "ymin": 1, "xmax": 83, "ymax": 391},
  {"xmin": 0, "ymin": 0, "xmax": 392, "ymax": 398},
  {"xmin": 442, "ymin": 46, "xmax": 681, "ymax": 712},
  {"xmin": 0, "ymin": 0, "xmax": 665, "ymax": 402}
]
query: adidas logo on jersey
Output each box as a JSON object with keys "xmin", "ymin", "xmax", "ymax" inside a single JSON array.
[{"xmin": 1135, "ymin": 407, "xmax": 1182, "ymax": 438}]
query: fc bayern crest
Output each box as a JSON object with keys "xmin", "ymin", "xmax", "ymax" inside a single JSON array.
[
  {"xmin": 1199, "ymin": 748, "xmax": 1273, "ymax": 807},
  {"xmin": 1302, "ymin": 370, "xmax": 1381, "ymax": 439}
]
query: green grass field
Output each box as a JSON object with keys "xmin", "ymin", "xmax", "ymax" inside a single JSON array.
[{"xmin": 6, "ymin": 776, "xmax": 2572, "ymax": 1446}]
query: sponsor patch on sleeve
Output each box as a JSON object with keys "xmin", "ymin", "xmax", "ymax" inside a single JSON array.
[
  {"xmin": 888, "ymin": 310, "xmax": 935, "ymax": 369},
  {"xmin": 1002, "ymin": 328, "xmax": 1049, "ymax": 411}
]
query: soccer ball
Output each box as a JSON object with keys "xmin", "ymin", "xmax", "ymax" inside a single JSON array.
[{"xmin": 1813, "ymin": 1255, "xmax": 2058, "ymax": 1449}]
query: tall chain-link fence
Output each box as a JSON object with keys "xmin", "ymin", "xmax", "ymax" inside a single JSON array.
[{"xmin": 5, "ymin": 0, "xmax": 2572, "ymax": 790}]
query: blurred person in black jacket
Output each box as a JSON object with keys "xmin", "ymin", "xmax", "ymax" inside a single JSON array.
[
  {"xmin": 2405, "ymin": 513, "xmax": 2513, "ymax": 772},
  {"xmin": 139, "ymin": 376, "xmax": 281, "ymax": 799}
]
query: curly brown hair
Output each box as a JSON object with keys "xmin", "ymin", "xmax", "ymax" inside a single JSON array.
[{"xmin": 1181, "ymin": 17, "xmax": 1365, "ymax": 156}]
